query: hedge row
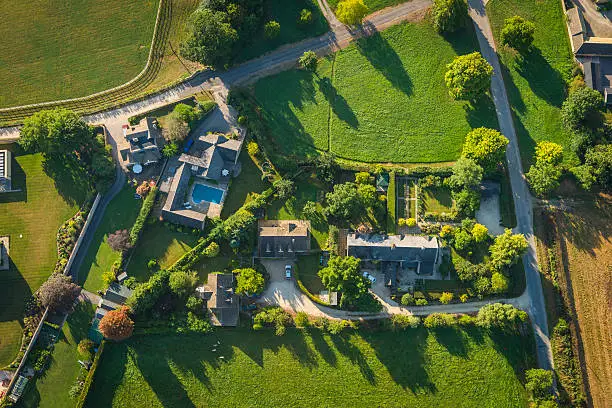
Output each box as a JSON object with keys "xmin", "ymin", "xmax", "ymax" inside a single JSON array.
[
  {"xmin": 386, "ymin": 171, "xmax": 396, "ymax": 233},
  {"xmin": 167, "ymin": 237, "xmax": 214, "ymax": 273},
  {"xmin": 130, "ymin": 187, "xmax": 158, "ymax": 244},
  {"xmin": 75, "ymin": 341, "xmax": 106, "ymax": 408}
]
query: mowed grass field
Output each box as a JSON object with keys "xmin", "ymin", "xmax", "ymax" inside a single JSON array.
[
  {"xmin": 487, "ymin": 0, "xmax": 577, "ymax": 168},
  {"xmin": 0, "ymin": 0, "xmax": 159, "ymax": 108},
  {"xmin": 553, "ymin": 194, "xmax": 612, "ymax": 408},
  {"xmin": 254, "ymin": 21, "xmax": 498, "ymax": 163},
  {"xmin": 0, "ymin": 148, "xmax": 87, "ymax": 366},
  {"xmin": 327, "ymin": 0, "xmax": 407, "ymax": 13},
  {"xmin": 86, "ymin": 327, "xmax": 534, "ymax": 408}
]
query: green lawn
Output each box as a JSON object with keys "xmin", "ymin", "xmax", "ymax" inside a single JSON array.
[
  {"xmin": 487, "ymin": 0, "xmax": 577, "ymax": 168},
  {"xmin": 254, "ymin": 21, "xmax": 498, "ymax": 163},
  {"xmin": 221, "ymin": 152, "xmax": 271, "ymax": 218},
  {"xmin": 0, "ymin": 148, "xmax": 87, "ymax": 367},
  {"xmin": 86, "ymin": 327, "xmax": 534, "ymax": 407},
  {"xmin": 0, "ymin": 0, "xmax": 159, "ymax": 108},
  {"xmin": 296, "ymin": 254, "xmax": 325, "ymax": 293},
  {"xmin": 422, "ymin": 186, "xmax": 454, "ymax": 213},
  {"xmin": 19, "ymin": 302, "xmax": 95, "ymax": 408},
  {"xmin": 78, "ymin": 184, "xmax": 141, "ymax": 292},
  {"xmin": 127, "ymin": 221, "xmax": 200, "ymax": 282},
  {"xmin": 328, "ymin": 0, "xmax": 407, "ymax": 13},
  {"xmin": 237, "ymin": 0, "xmax": 329, "ymax": 63},
  {"xmin": 191, "ymin": 244, "xmax": 234, "ymax": 282}
]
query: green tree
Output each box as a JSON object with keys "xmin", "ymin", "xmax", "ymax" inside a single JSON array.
[
  {"xmin": 357, "ymin": 183, "xmax": 378, "ymax": 208},
  {"xmin": 490, "ymin": 272, "xmax": 509, "ymax": 293},
  {"xmin": 525, "ymin": 369, "xmax": 554, "ymax": 402},
  {"xmin": 169, "ymin": 271, "xmax": 198, "ymax": 298},
  {"xmin": 424, "ymin": 313, "xmax": 456, "ymax": 328},
  {"xmin": 273, "ymin": 178, "xmax": 295, "ymax": 200},
  {"xmin": 235, "ymin": 268, "xmax": 265, "ymax": 296},
  {"xmin": 462, "ymin": 127, "xmax": 509, "ymax": 172},
  {"xmin": 448, "ymin": 157, "xmax": 483, "ymax": 190},
  {"xmin": 445, "ymin": 52, "xmax": 493, "ymax": 100},
  {"xmin": 336, "ymin": 0, "xmax": 369, "ymax": 25},
  {"xmin": 298, "ymin": 50, "xmax": 318, "ymax": 72},
  {"xmin": 570, "ymin": 164, "xmax": 597, "ymax": 190},
  {"xmin": 471, "ymin": 223, "xmax": 489, "ymax": 242},
  {"xmin": 500, "ymin": 16, "xmax": 536, "ymax": 52},
  {"xmin": 323, "ymin": 182, "xmax": 364, "ymax": 222},
  {"xmin": 534, "ymin": 141, "xmax": 563, "ymax": 166},
  {"xmin": 355, "ymin": 171, "xmax": 373, "ymax": 185},
  {"xmin": 476, "ymin": 303, "xmax": 527, "ymax": 330},
  {"xmin": 452, "ymin": 188, "xmax": 480, "ymax": 215},
  {"xmin": 490, "ymin": 229, "xmax": 528, "ymax": 271},
  {"xmin": 294, "ymin": 311, "xmax": 309, "ymax": 327},
  {"xmin": 454, "ymin": 228, "xmax": 474, "ymax": 253},
  {"xmin": 298, "ymin": 9, "xmax": 313, "ymax": 26},
  {"xmin": 302, "ymin": 201, "xmax": 320, "ymax": 221},
  {"xmin": 180, "ymin": 9, "xmax": 238, "ymax": 68},
  {"xmin": 431, "ymin": 0, "xmax": 469, "ymax": 33},
  {"xmin": 318, "ymin": 256, "xmax": 369, "ymax": 309},
  {"xmin": 561, "ymin": 86, "xmax": 604, "ymax": 130},
  {"xmin": 401, "ymin": 293, "xmax": 415, "ymax": 306},
  {"xmin": 527, "ymin": 163, "xmax": 561, "ymax": 197},
  {"xmin": 19, "ymin": 109, "xmax": 93, "ymax": 158},
  {"xmin": 585, "ymin": 144, "xmax": 612, "ymax": 189},
  {"xmin": 439, "ymin": 292, "xmax": 454, "ymax": 304},
  {"xmin": 264, "ymin": 20, "xmax": 281, "ymax": 39},
  {"xmin": 162, "ymin": 142, "xmax": 179, "ymax": 158},
  {"xmin": 173, "ymin": 103, "xmax": 198, "ymax": 123}
]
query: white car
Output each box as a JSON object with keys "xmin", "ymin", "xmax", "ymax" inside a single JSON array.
[
  {"xmin": 363, "ymin": 271, "xmax": 376, "ymax": 284},
  {"xmin": 285, "ymin": 265, "xmax": 292, "ymax": 280}
]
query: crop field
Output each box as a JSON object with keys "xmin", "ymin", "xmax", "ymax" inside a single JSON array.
[
  {"xmin": 254, "ymin": 21, "xmax": 498, "ymax": 164},
  {"xmin": 0, "ymin": 148, "xmax": 86, "ymax": 366},
  {"xmin": 0, "ymin": 0, "xmax": 160, "ymax": 108},
  {"xmin": 487, "ymin": 0, "xmax": 577, "ymax": 167},
  {"xmin": 86, "ymin": 327, "xmax": 534, "ymax": 407}
]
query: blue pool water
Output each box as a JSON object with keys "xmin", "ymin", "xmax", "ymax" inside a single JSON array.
[{"xmin": 192, "ymin": 184, "xmax": 224, "ymax": 204}]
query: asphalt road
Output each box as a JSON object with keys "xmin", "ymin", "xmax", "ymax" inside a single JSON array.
[{"xmin": 468, "ymin": 0, "xmax": 553, "ymax": 370}]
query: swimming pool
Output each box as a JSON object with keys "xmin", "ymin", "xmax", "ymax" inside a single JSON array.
[{"xmin": 191, "ymin": 184, "xmax": 224, "ymax": 205}]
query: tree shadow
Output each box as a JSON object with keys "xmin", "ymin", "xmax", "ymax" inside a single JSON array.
[
  {"xmin": 66, "ymin": 301, "xmax": 95, "ymax": 344},
  {"xmin": 0, "ymin": 262, "xmax": 32, "ymax": 323},
  {"xmin": 429, "ymin": 327, "xmax": 471, "ymax": 358},
  {"xmin": 356, "ymin": 22, "xmax": 413, "ymax": 97},
  {"xmin": 463, "ymin": 93, "xmax": 500, "ymax": 130},
  {"xmin": 85, "ymin": 343, "xmax": 128, "ymax": 408},
  {"xmin": 441, "ymin": 26, "xmax": 484, "ymax": 56},
  {"xmin": 307, "ymin": 328, "xmax": 337, "ymax": 367},
  {"xmin": 515, "ymin": 48, "xmax": 567, "ymax": 108},
  {"xmin": 499, "ymin": 61, "xmax": 527, "ymax": 115},
  {"xmin": 488, "ymin": 328, "xmax": 537, "ymax": 382},
  {"xmin": 363, "ymin": 328, "xmax": 436, "ymax": 393},
  {"xmin": 317, "ymin": 77, "xmax": 359, "ymax": 129},
  {"xmin": 42, "ymin": 155, "xmax": 90, "ymax": 206},
  {"xmin": 329, "ymin": 333, "xmax": 376, "ymax": 385}
]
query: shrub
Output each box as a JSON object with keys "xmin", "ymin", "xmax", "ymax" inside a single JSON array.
[
  {"xmin": 534, "ymin": 141, "xmax": 563, "ymax": 166},
  {"xmin": 327, "ymin": 319, "xmax": 350, "ymax": 335},
  {"xmin": 398, "ymin": 218, "xmax": 406, "ymax": 227},
  {"xmin": 471, "ymin": 223, "xmax": 488, "ymax": 242},
  {"xmin": 298, "ymin": 8, "xmax": 313, "ymax": 26},
  {"xmin": 264, "ymin": 20, "xmax": 281, "ymax": 39},
  {"xmin": 169, "ymin": 271, "xmax": 199, "ymax": 298},
  {"xmin": 336, "ymin": 0, "xmax": 369, "ymax": 25},
  {"xmin": 107, "ymin": 229, "xmax": 132, "ymax": 253},
  {"xmin": 561, "ymin": 86, "xmax": 604, "ymax": 130},
  {"xmin": 460, "ymin": 294, "xmax": 469, "ymax": 303},
  {"xmin": 162, "ymin": 142, "xmax": 179, "ymax": 158},
  {"xmin": 247, "ymin": 141, "xmax": 260, "ymax": 157},
  {"xmin": 127, "ymin": 270, "xmax": 170, "ymax": 315},
  {"xmin": 77, "ymin": 339, "xmax": 95, "ymax": 358},
  {"xmin": 491, "ymin": 272, "xmax": 509, "ymax": 294},
  {"xmin": 445, "ymin": 52, "xmax": 493, "ymax": 100},
  {"xmin": 387, "ymin": 171, "xmax": 396, "ymax": 233},
  {"xmin": 203, "ymin": 241, "xmax": 220, "ymax": 257},
  {"xmin": 99, "ymin": 306, "xmax": 134, "ymax": 341},
  {"xmin": 527, "ymin": 164, "xmax": 561, "ymax": 197},
  {"xmin": 294, "ymin": 311, "xmax": 309, "ymax": 328},
  {"xmin": 439, "ymin": 292, "xmax": 454, "ymax": 304},
  {"xmin": 390, "ymin": 314, "xmax": 421, "ymax": 330},
  {"xmin": 415, "ymin": 298, "xmax": 429, "ymax": 306},
  {"xmin": 476, "ymin": 303, "xmax": 527, "ymax": 330},
  {"xmin": 102, "ymin": 271, "xmax": 116, "ymax": 288},
  {"xmin": 298, "ymin": 50, "xmax": 318, "ymax": 72},
  {"xmin": 312, "ymin": 316, "xmax": 329, "ymax": 330},
  {"xmin": 432, "ymin": 0, "xmax": 468, "ymax": 33},
  {"xmin": 254, "ymin": 307, "xmax": 292, "ymax": 336},
  {"xmin": 136, "ymin": 181, "xmax": 152, "ymax": 197},
  {"xmin": 173, "ymin": 103, "xmax": 198, "ymax": 123},
  {"xmin": 423, "ymin": 313, "xmax": 456, "ymax": 328},
  {"xmin": 406, "ymin": 217, "xmax": 417, "ymax": 227},
  {"xmin": 186, "ymin": 296, "xmax": 204, "ymax": 314},
  {"xmin": 525, "ymin": 369, "xmax": 554, "ymax": 402},
  {"xmin": 401, "ymin": 293, "xmax": 415, "ymax": 306},
  {"xmin": 147, "ymin": 259, "xmax": 159, "ymax": 270},
  {"xmin": 235, "ymin": 268, "xmax": 265, "ymax": 296},
  {"xmin": 458, "ymin": 314, "xmax": 475, "ymax": 325},
  {"xmin": 500, "ymin": 16, "xmax": 535, "ymax": 52},
  {"xmin": 440, "ymin": 224, "xmax": 454, "ymax": 238}
]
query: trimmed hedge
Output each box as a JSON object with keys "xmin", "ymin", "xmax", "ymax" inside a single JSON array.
[
  {"xmin": 126, "ymin": 270, "xmax": 170, "ymax": 315},
  {"xmin": 75, "ymin": 341, "xmax": 106, "ymax": 408},
  {"xmin": 168, "ymin": 237, "xmax": 214, "ymax": 273},
  {"xmin": 386, "ymin": 171, "xmax": 396, "ymax": 233},
  {"xmin": 130, "ymin": 187, "xmax": 158, "ymax": 244}
]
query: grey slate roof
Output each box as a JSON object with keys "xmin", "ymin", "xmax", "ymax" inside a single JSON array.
[
  {"xmin": 203, "ymin": 273, "xmax": 239, "ymax": 326},
  {"xmin": 105, "ymin": 282, "xmax": 132, "ymax": 305},
  {"xmin": 258, "ymin": 220, "xmax": 311, "ymax": 258},
  {"xmin": 576, "ymin": 41, "xmax": 612, "ymax": 57},
  {"xmin": 347, "ymin": 234, "xmax": 440, "ymax": 275}
]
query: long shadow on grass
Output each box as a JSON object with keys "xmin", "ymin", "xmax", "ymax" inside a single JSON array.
[
  {"xmin": 317, "ymin": 77, "xmax": 359, "ymax": 128},
  {"xmin": 356, "ymin": 23, "xmax": 413, "ymax": 96},
  {"xmin": 515, "ymin": 48, "xmax": 566, "ymax": 108},
  {"xmin": 0, "ymin": 263, "xmax": 32, "ymax": 323},
  {"xmin": 86, "ymin": 343, "xmax": 128, "ymax": 408},
  {"xmin": 42, "ymin": 155, "xmax": 90, "ymax": 206},
  {"xmin": 364, "ymin": 328, "xmax": 436, "ymax": 392},
  {"xmin": 329, "ymin": 333, "xmax": 376, "ymax": 385},
  {"xmin": 464, "ymin": 94, "xmax": 500, "ymax": 130},
  {"xmin": 307, "ymin": 328, "xmax": 338, "ymax": 367},
  {"xmin": 430, "ymin": 327, "xmax": 471, "ymax": 358},
  {"xmin": 442, "ymin": 26, "xmax": 484, "ymax": 56},
  {"xmin": 488, "ymin": 328, "xmax": 537, "ymax": 381}
]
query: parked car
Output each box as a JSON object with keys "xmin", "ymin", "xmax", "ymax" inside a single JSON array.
[
  {"xmin": 285, "ymin": 265, "xmax": 292, "ymax": 280},
  {"xmin": 363, "ymin": 271, "xmax": 376, "ymax": 284}
]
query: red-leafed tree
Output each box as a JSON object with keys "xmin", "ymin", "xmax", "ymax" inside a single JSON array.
[{"xmin": 99, "ymin": 306, "xmax": 134, "ymax": 341}]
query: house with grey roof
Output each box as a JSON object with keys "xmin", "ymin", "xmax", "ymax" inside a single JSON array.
[
  {"xmin": 94, "ymin": 282, "xmax": 132, "ymax": 321},
  {"xmin": 120, "ymin": 117, "xmax": 162, "ymax": 168},
  {"xmin": 196, "ymin": 273, "xmax": 239, "ymax": 326},
  {"xmin": 161, "ymin": 132, "xmax": 244, "ymax": 230},
  {"xmin": 347, "ymin": 233, "xmax": 440, "ymax": 288},
  {"xmin": 257, "ymin": 220, "xmax": 311, "ymax": 258},
  {"xmin": 0, "ymin": 150, "xmax": 12, "ymax": 193}
]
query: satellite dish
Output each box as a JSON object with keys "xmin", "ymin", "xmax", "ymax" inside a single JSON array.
[{"xmin": 133, "ymin": 164, "xmax": 143, "ymax": 174}]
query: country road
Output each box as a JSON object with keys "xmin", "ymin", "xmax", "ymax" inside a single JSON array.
[{"xmin": 0, "ymin": 0, "xmax": 553, "ymax": 371}]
